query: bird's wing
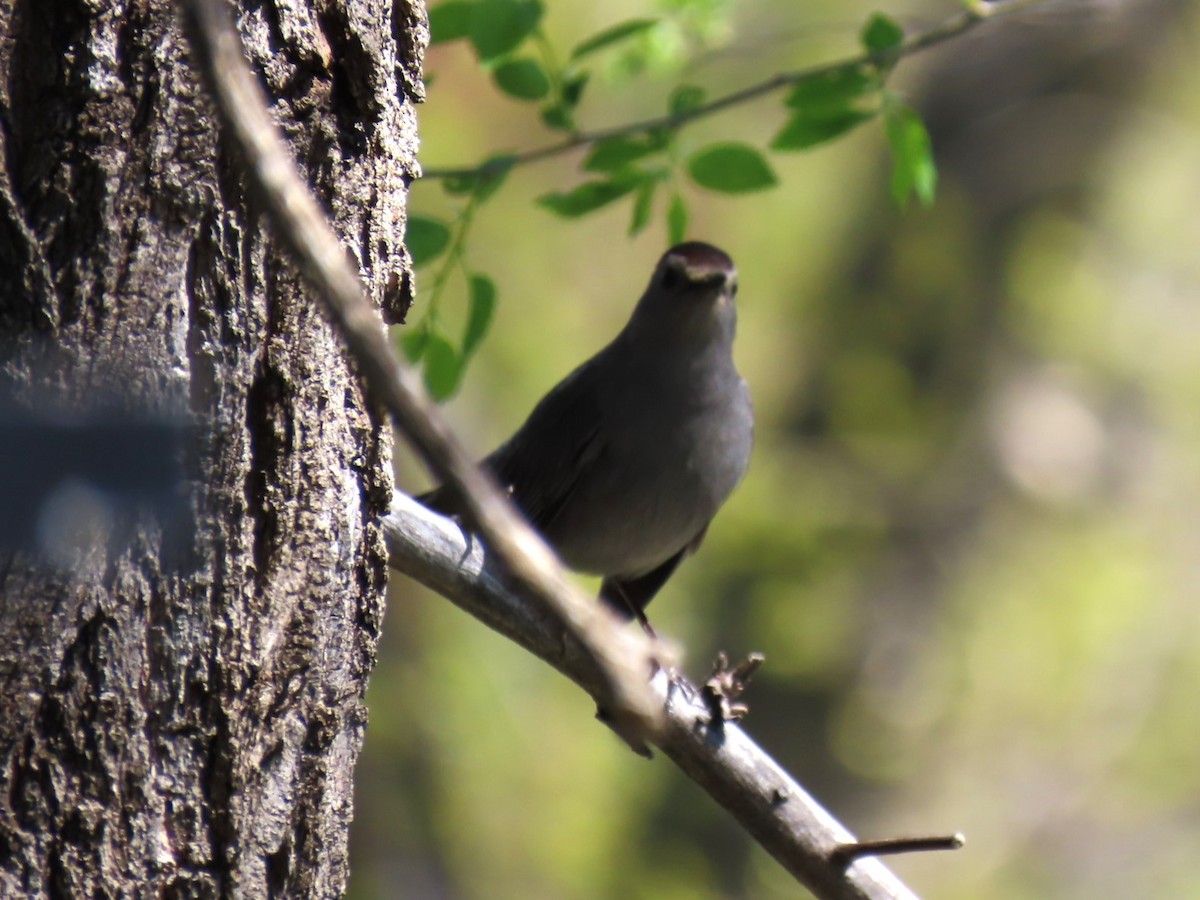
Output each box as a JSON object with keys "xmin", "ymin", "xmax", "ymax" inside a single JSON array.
[
  {"xmin": 418, "ymin": 360, "xmax": 607, "ymax": 530},
  {"xmin": 486, "ymin": 362, "xmax": 605, "ymax": 533}
]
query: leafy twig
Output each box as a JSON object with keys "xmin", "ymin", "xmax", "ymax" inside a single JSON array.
[{"xmin": 422, "ymin": 0, "xmax": 1053, "ymax": 181}]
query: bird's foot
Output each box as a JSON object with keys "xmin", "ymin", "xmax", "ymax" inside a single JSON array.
[{"xmin": 702, "ymin": 651, "xmax": 765, "ymax": 723}]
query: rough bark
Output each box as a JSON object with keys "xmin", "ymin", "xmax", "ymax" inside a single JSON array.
[{"xmin": 0, "ymin": 0, "xmax": 421, "ymax": 896}]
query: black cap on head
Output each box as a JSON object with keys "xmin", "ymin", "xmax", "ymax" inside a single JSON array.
[
  {"xmin": 635, "ymin": 241, "xmax": 738, "ymax": 325},
  {"xmin": 663, "ymin": 242, "xmax": 735, "ymax": 281}
]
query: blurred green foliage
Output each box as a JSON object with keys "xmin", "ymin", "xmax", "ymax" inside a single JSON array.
[
  {"xmin": 404, "ymin": 0, "xmax": 939, "ymax": 399},
  {"xmin": 352, "ymin": 0, "xmax": 1200, "ymax": 897}
]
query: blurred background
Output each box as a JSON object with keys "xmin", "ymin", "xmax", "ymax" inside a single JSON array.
[{"xmin": 350, "ymin": 0, "xmax": 1200, "ymax": 897}]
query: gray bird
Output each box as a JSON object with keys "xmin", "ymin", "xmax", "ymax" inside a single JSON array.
[{"xmin": 419, "ymin": 241, "xmax": 752, "ymax": 628}]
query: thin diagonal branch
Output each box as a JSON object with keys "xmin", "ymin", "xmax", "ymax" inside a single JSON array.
[
  {"xmin": 421, "ymin": 0, "xmax": 1053, "ymax": 181},
  {"xmin": 384, "ymin": 492, "xmax": 950, "ymax": 900},
  {"xmin": 179, "ymin": 0, "xmax": 664, "ymax": 742}
]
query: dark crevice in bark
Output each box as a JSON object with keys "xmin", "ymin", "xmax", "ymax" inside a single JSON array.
[
  {"xmin": 390, "ymin": 0, "xmax": 426, "ymax": 105},
  {"xmin": 7, "ymin": 0, "xmax": 102, "ymax": 325},
  {"xmin": 265, "ymin": 838, "xmax": 290, "ymax": 893},
  {"xmin": 245, "ymin": 362, "xmax": 286, "ymax": 586},
  {"xmin": 318, "ymin": 9, "xmax": 382, "ymax": 136},
  {"xmin": 202, "ymin": 700, "xmax": 235, "ymax": 900}
]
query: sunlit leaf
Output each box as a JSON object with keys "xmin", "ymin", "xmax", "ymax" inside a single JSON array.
[
  {"xmin": 569, "ymin": 19, "xmax": 658, "ymax": 60},
  {"xmin": 423, "ymin": 332, "xmax": 463, "ymax": 400},
  {"xmin": 785, "ymin": 66, "xmax": 878, "ymax": 113},
  {"xmin": 468, "ymin": 0, "xmax": 543, "ymax": 63},
  {"xmin": 884, "ymin": 103, "xmax": 937, "ymax": 207},
  {"xmin": 428, "ymin": 1, "xmax": 472, "ymax": 44},
  {"xmin": 463, "ymin": 275, "xmax": 496, "ymax": 357},
  {"xmin": 861, "ymin": 12, "xmax": 904, "ymax": 55},
  {"xmin": 686, "ymin": 143, "xmax": 777, "ymax": 194},
  {"xmin": 400, "ymin": 323, "xmax": 430, "ymax": 362},
  {"xmin": 406, "ymin": 215, "xmax": 452, "ymax": 267},
  {"xmin": 771, "ymin": 109, "xmax": 876, "ymax": 152},
  {"xmin": 583, "ymin": 133, "xmax": 670, "ymax": 173},
  {"xmin": 629, "ymin": 181, "xmax": 656, "ymax": 236},
  {"xmin": 669, "ymin": 84, "xmax": 707, "ymax": 116},
  {"xmin": 561, "ymin": 71, "xmax": 590, "ymax": 108},
  {"xmin": 492, "ymin": 57, "xmax": 551, "ymax": 100},
  {"xmin": 475, "ymin": 155, "xmax": 516, "ymax": 202},
  {"xmin": 667, "ymin": 192, "xmax": 688, "ymax": 245},
  {"xmin": 441, "ymin": 174, "xmax": 477, "ymax": 196},
  {"xmin": 540, "ymin": 102, "xmax": 574, "ymax": 131},
  {"xmin": 536, "ymin": 178, "xmax": 641, "ymax": 218}
]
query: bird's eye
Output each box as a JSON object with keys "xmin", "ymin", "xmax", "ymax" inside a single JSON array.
[
  {"xmin": 661, "ymin": 263, "xmax": 684, "ymax": 291},
  {"xmin": 729, "ymin": 279, "xmax": 738, "ymax": 299}
]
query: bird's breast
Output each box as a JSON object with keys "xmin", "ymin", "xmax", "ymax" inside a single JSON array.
[{"xmin": 545, "ymin": 361, "xmax": 751, "ymax": 577}]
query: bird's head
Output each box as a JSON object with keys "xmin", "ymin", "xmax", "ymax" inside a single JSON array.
[{"xmin": 628, "ymin": 242, "xmax": 739, "ymax": 344}]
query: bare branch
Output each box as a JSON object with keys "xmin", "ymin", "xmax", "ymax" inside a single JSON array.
[
  {"xmin": 178, "ymin": 0, "xmax": 664, "ymax": 741},
  {"xmin": 422, "ymin": 0, "xmax": 1057, "ymax": 181},
  {"xmin": 385, "ymin": 492, "xmax": 934, "ymax": 900},
  {"xmin": 833, "ymin": 834, "xmax": 966, "ymax": 867}
]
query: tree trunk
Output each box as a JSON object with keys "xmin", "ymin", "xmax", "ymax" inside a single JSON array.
[{"xmin": 0, "ymin": 0, "xmax": 421, "ymax": 895}]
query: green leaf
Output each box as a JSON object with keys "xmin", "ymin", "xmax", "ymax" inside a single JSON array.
[
  {"xmin": 629, "ymin": 181, "xmax": 655, "ymax": 236},
  {"xmin": 400, "ymin": 323, "xmax": 430, "ymax": 362},
  {"xmin": 463, "ymin": 274, "xmax": 496, "ymax": 357},
  {"xmin": 537, "ymin": 178, "xmax": 641, "ymax": 218},
  {"xmin": 686, "ymin": 143, "xmax": 778, "ymax": 194},
  {"xmin": 468, "ymin": 0, "xmax": 543, "ymax": 63},
  {"xmin": 669, "ymin": 84, "xmax": 707, "ymax": 116},
  {"xmin": 884, "ymin": 104, "xmax": 937, "ymax": 207},
  {"xmin": 406, "ymin": 215, "xmax": 452, "ymax": 267},
  {"xmin": 561, "ymin": 71, "xmax": 590, "ymax": 108},
  {"xmin": 423, "ymin": 332, "xmax": 463, "ymax": 400},
  {"xmin": 861, "ymin": 12, "xmax": 904, "ymax": 54},
  {"xmin": 785, "ymin": 66, "xmax": 878, "ymax": 113},
  {"xmin": 771, "ymin": 109, "xmax": 876, "ymax": 152},
  {"xmin": 428, "ymin": 2, "xmax": 473, "ymax": 44},
  {"xmin": 570, "ymin": 19, "xmax": 658, "ymax": 60},
  {"xmin": 666, "ymin": 192, "xmax": 688, "ymax": 245},
  {"xmin": 441, "ymin": 174, "xmax": 478, "ymax": 195},
  {"xmin": 583, "ymin": 133, "xmax": 669, "ymax": 173},
  {"xmin": 540, "ymin": 102, "xmax": 574, "ymax": 132},
  {"xmin": 442, "ymin": 155, "xmax": 514, "ymax": 199},
  {"xmin": 492, "ymin": 57, "xmax": 551, "ymax": 100}
]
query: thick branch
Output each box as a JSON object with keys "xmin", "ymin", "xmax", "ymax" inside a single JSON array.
[
  {"xmin": 384, "ymin": 493, "xmax": 935, "ymax": 900},
  {"xmin": 422, "ymin": 0, "xmax": 1053, "ymax": 181},
  {"xmin": 179, "ymin": 0, "xmax": 663, "ymax": 740}
]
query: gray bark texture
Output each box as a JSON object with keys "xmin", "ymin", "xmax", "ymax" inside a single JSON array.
[{"xmin": 0, "ymin": 0, "xmax": 422, "ymax": 896}]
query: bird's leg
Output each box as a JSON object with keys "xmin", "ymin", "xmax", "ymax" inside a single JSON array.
[
  {"xmin": 632, "ymin": 606, "xmax": 657, "ymax": 640},
  {"xmin": 607, "ymin": 581, "xmax": 657, "ymax": 638}
]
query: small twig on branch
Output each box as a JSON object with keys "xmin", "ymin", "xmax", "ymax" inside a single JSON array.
[
  {"xmin": 178, "ymin": 0, "xmax": 665, "ymax": 744},
  {"xmin": 384, "ymin": 492, "xmax": 932, "ymax": 900},
  {"xmin": 421, "ymin": 0, "xmax": 1053, "ymax": 181},
  {"xmin": 833, "ymin": 834, "xmax": 966, "ymax": 867},
  {"xmin": 703, "ymin": 650, "xmax": 765, "ymax": 723}
]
